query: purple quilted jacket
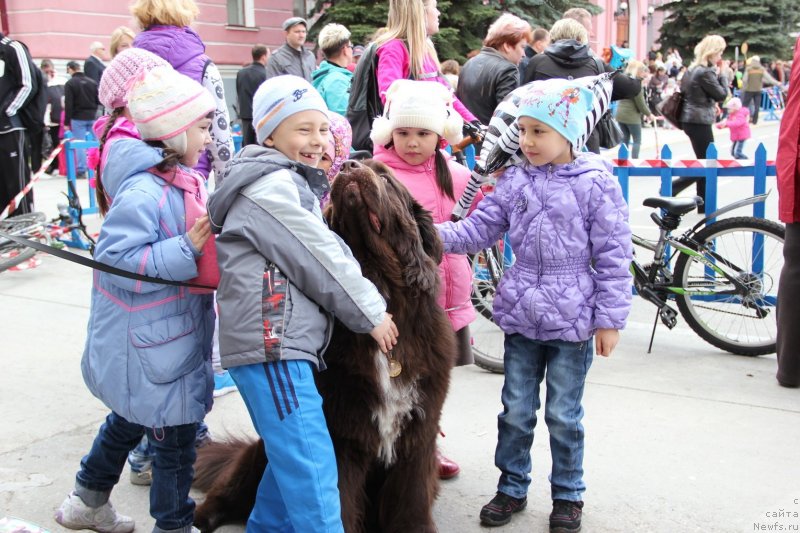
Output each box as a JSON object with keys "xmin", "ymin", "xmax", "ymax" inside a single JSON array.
[
  {"xmin": 437, "ymin": 154, "xmax": 633, "ymax": 343},
  {"xmin": 134, "ymin": 25, "xmax": 212, "ymax": 177}
]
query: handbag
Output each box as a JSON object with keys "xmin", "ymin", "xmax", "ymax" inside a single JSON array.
[
  {"xmin": 596, "ymin": 112, "xmax": 624, "ymax": 149},
  {"xmin": 658, "ymin": 90, "xmax": 684, "ymax": 130}
]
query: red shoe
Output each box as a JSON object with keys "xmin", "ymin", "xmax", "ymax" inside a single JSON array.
[{"xmin": 436, "ymin": 449, "xmax": 460, "ymax": 479}]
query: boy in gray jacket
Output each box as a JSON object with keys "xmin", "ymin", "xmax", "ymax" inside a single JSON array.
[{"xmin": 207, "ymin": 75, "xmax": 397, "ymax": 533}]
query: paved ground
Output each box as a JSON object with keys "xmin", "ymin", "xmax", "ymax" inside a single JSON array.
[{"xmin": 1, "ymin": 120, "xmax": 798, "ymax": 533}]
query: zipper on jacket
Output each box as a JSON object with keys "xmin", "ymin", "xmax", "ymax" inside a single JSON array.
[{"xmin": 535, "ymin": 166, "xmax": 552, "ymax": 285}]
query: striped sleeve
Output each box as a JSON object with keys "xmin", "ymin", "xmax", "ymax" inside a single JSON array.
[{"xmin": 5, "ymin": 40, "xmax": 33, "ymax": 116}]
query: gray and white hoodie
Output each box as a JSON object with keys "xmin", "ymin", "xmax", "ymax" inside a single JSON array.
[{"xmin": 208, "ymin": 145, "xmax": 386, "ymax": 370}]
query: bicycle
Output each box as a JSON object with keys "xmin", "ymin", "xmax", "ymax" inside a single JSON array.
[
  {"xmin": 0, "ymin": 183, "xmax": 96, "ymax": 273},
  {"xmin": 469, "ymin": 193, "xmax": 785, "ymax": 373}
]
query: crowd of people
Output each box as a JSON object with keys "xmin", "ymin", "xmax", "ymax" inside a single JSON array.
[{"xmin": 0, "ymin": 1, "xmax": 797, "ymax": 532}]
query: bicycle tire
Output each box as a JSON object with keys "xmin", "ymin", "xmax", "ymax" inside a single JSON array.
[
  {"xmin": 470, "ymin": 245, "xmax": 508, "ymax": 373},
  {"xmin": 0, "ymin": 212, "xmax": 47, "ymax": 273},
  {"xmin": 673, "ymin": 216, "xmax": 784, "ymax": 356}
]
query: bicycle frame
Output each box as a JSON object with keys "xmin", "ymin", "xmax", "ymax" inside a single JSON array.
[{"xmin": 630, "ymin": 192, "xmax": 775, "ymax": 315}]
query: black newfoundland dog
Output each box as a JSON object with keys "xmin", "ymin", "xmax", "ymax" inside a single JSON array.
[{"xmin": 193, "ymin": 160, "xmax": 457, "ymax": 533}]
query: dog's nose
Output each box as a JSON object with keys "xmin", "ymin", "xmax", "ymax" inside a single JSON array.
[{"xmin": 342, "ymin": 160, "xmax": 361, "ymax": 172}]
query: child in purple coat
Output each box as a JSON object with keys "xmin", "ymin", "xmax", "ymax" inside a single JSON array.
[
  {"xmin": 716, "ymin": 97, "xmax": 751, "ymax": 159},
  {"xmin": 437, "ymin": 77, "xmax": 633, "ymax": 532}
]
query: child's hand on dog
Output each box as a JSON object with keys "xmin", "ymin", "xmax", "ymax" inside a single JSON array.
[{"xmin": 371, "ymin": 313, "xmax": 399, "ymax": 353}]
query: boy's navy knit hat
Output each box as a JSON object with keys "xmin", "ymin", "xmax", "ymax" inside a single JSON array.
[
  {"xmin": 517, "ymin": 78, "xmax": 598, "ymax": 148},
  {"xmin": 252, "ymin": 75, "xmax": 328, "ymax": 145}
]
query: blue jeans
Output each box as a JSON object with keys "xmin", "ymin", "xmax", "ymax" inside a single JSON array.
[
  {"xmin": 70, "ymin": 119, "xmax": 94, "ymax": 174},
  {"xmin": 494, "ymin": 333, "xmax": 593, "ymax": 502},
  {"xmin": 229, "ymin": 361, "xmax": 344, "ymax": 533},
  {"xmin": 75, "ymin": 412, "xmax": 197, "ymax": 533},
  {"xmin": 619, "ymin": 122, "xmax": 642, "ymax": 158},
  {"xmin": 128, "ymin": 421, "xmax": 210, "ymax": 473},
  {"xmin": 732, "ymin": 140, "xmax": 747, "ymax": 159}
]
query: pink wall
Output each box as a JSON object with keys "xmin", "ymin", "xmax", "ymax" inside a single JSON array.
[
  {"xmin": 590, "ymin": 0, "xmax": 651, "ymax": 61},
  {"xmin": 3, "ymin": 0, "xmax": 294, "ymax": 66}
]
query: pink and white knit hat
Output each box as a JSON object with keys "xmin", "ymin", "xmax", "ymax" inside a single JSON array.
[
  {"xmin": 127, "ymin": 66, "xmax": 215, "ymax": 154},
  {"xmin": 98, "ymin": 47, "xmax": 169, "ymax": 109}
]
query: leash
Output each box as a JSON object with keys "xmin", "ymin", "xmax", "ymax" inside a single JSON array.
[{"xmin": 0, "ymin": 230, "xmax": 216, "ymax": 290}]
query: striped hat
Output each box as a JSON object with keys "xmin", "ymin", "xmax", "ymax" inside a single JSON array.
[{"xmin": 127, "ymin": 66, "xmax": 215, "ymax": 154}]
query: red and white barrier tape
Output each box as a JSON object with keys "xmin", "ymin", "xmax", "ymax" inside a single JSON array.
[{"xmin": 613, "ymin": 158, "xmax": 776, "ymax": 168}]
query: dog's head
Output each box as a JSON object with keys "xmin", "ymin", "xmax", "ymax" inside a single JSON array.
[{"xmin": 325, "ymin": 159, "xmax": 442, "ymax": 295}]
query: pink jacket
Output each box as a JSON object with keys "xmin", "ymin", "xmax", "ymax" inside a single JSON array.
[
  {"xmin": 374, "ymin": 144, "xmax": 481, "ymax": 331},
  {"xmin": 376, "ymin": 39, "xmax": 477, "ymax": 123},
  {"xmin": 722, "ymin": 107, "xmax": 751, "ymax": 141}
]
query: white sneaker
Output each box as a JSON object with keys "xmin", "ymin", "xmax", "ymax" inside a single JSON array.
[{"xmin": 55, "ymin": 492, "xmax": 135, "ymax": 533}]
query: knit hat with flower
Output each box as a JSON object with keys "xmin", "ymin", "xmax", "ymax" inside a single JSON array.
[
  {"xmin": 126, "ymin": 65, "xmax": 215, "ymax": 155},
  {"xmin": 370, "ymin": 79, "xmax": 463, "ymax": 148},
  {"xmin": 98, "ymin": 48, "xmax": 170, "ymax": 110},
  {"xmin": 252, "ymin": 75, "xmax": 329, "ymax": 145},
  {"xmin": 516, "ymin": 78, "xmax": 599, "ymax": 148},
  {"xmin": 324, "ymin": 112, "xmax": 352, "ymax": 182}
]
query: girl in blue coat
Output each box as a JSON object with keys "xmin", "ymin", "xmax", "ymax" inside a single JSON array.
[
  {"xmin": 55, "ymin": 66, "xmax": 217, "ymax": 533},
  {"xmin": 437, "ymin": 77, "xmax": 633, "ymax": 532}
]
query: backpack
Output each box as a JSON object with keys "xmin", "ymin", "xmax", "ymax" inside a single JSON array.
[
  {"xmin": 16, "ymin": 42, "xmax": 46, "ymax": 134},
  {"xmin": 345, "ymin": 43, "xmax": 382, "ymax": 152}
]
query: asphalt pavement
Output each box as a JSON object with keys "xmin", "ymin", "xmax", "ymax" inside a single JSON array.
[{"xmin": 1, "ymin": 119, "xmax": 798, "ymax": 533}]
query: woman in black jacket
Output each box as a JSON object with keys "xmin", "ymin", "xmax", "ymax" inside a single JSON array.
[
  {"xmin": 522, "ymin": 18, "xmax": 641, "ymax": 153},
  {"xmin": 674, "ymin": 34, "xmax": 728, "ymax": 208},
  {"xmin": 456, "ymin": 13, "xmax": 532, "ymax": 125}
]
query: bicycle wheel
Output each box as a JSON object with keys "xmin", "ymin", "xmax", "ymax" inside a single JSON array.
[
  {"xmin": 673, "ymin": 216, "xmax": 784, "ymax": 356},
  {"xmin": 0, "ymin": 212, "xmax": 47, "ymax": 272},
  {"xmin": 470, "ymin": 244, "xmax": 509, "ymax": 373}
]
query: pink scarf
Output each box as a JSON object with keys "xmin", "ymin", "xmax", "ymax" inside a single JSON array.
[{"xmin": 148, "ymin": 165, "xmax": 219, "ymax": 294}]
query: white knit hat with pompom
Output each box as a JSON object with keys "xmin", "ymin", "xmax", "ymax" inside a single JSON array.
[{"xmin": 370, "ymin": 79, "xmax": 463, "ymax": 148}]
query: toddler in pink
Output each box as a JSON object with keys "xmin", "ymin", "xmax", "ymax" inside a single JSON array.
[{"xmin": 716, "ymin": 97, "xmax": 751, "ymax": 159}]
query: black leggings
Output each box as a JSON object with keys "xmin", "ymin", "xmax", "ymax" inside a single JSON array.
[
  {"xmin": 454, "ymin": 326, "xmax": 473, "ymax": 367},
  {"xmin": 672, "ymin": 122, "xmax": 715, "ymax": 207}
]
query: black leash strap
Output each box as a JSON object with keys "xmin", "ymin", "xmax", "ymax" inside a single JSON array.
[{"xmin": 0, "ymin": 230, "xmax": 216, "ymax": 290}]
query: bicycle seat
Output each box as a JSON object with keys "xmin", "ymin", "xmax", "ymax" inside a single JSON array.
[{"xmin": 642, "ymin": 196, "xmax": 702, "ymax": 216}]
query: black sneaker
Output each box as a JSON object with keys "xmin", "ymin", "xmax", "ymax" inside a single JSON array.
[
  {"xmin": 479, "ymin": 492, "xmax": 527, "ymax": 527},
  {"xmin": 549, "ymin": 499, "xmax": 583, "ymax": 532}
]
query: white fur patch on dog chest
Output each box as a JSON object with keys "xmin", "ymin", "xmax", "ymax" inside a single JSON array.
[{"xmin": 371, "ymin": 351, "xmax": 421, "ymax": 466}]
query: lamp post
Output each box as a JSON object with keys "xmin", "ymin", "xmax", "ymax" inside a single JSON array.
[{"xmin": 614, "ymin": 1, "xmax": 629, "ymax": 19}]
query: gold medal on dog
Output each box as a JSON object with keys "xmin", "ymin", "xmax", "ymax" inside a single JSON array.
[{"xmin": 388, "ymin": 353, "xmax": 402, "ymax": 378}]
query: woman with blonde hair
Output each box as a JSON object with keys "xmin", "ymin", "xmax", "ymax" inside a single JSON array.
[
  {"xmin": 456, "ymin": 12, "xmax": 532, "ymax": 124},
  {"xmin": 109, "ymin": 26, "xmax": 135, "ymax": 58},
  {"xmin": 615, "ymin": 59, "xmax": 653, "ymax": 158},
  {"xmin": 674, "ymin": 34, "xmax": 729, "ymax": 209},
  {"xmin": 131, "ymin": 0, "xmax": 233, "ymax": 183},
  {"xmin": 522, "ymin": 16, "xmax": 641, "ymax": 153},
  {"xmin": 374, "ymin": 0, "xmax": 477, "ymax": 126}
]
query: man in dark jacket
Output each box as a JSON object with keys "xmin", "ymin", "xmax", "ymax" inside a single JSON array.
[
  {"xmin": 265, "ymin": 17, "xmax": 316, "ymax": 82},
  {"xmin": 0, "ymin": 31, "xmax": 36, "ymax": 215},
  {"xmin": 236, "ymin": 44, "xmax": 268, "ymax": 146},
  {"xmin": 522, "ymin": 18, "xmax": 640, "ymax": 153},
  {"xmin": 84, "ymin": 41, "xmax": 106, "ymax": 86},
  {"xmin": 518, "ymin": 27, "xmax": 550, "ymax": 83},
  {"xmin": 64, "ymin": 61, "xmax": 99, "ymax": 179},
  {"xmin": 458, "ymin": 14, "xmax": 532, "ymax": 125}
]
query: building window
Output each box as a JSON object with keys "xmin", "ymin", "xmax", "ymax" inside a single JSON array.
[{"xmin": 227, "ymin": 0, "xmax": 254, "ymax": 27}]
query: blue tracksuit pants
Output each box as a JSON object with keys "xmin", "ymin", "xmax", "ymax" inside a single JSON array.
[{"xmin": 228, "ymin": 360, "xmax": 344, "ymax": 533}]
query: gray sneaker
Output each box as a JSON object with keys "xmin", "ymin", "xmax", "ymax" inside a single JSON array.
[
  {"xmin": 55, "ymin": 491, "xmax": 135, "ymax": 533},
  {"xmin": 130, "ymin": 464, "xmax": 152, "ymax": 486}
]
